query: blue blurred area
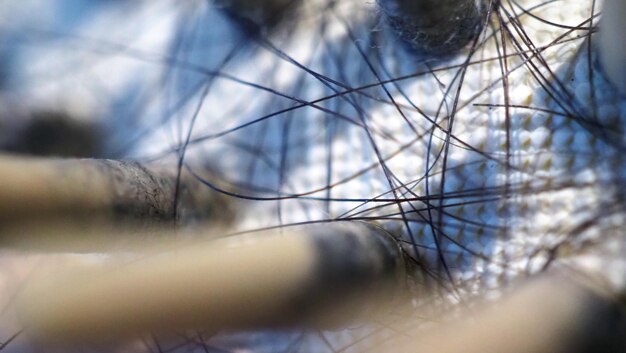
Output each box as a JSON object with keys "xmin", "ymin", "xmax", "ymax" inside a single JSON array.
[
  {"xmin": 0, "ymin": 1, "xmax": 116, "ymax": 87},
  {"xmin": 0, "ymin": 1, "xmax": 232, "ymax": 157}
]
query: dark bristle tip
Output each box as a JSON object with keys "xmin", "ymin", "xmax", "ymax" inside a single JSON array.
[
  {"xmin": 0, "ymin": 111, "xmax": 104, "ymax": 158},
  {"xmin": 377, "ymin": 0, "xmax": 487, "ymax": 56},
  {"xmin": 215, "ymin": 0, "xmax": 301, "ymax": 36}
]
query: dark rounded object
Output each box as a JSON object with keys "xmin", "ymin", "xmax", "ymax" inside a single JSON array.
[
  {"xmin": 378, "ymin": 0, "xmax": 487, "ymax": 56},
  {"xmin": 1, "ymin": 112, "xmax": 104, "ymax": 158}
]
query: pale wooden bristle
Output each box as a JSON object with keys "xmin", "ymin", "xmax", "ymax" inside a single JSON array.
[
  {"xmin": 17, "ymin": 222, "xmax": 407, "ymax": 343},
  {"xmin": 0, "ymin": 154, "xmax": 234, "ymax": 237},
  {"xmin": 598, "ymin": 0, "xmax": 626, "ymax": 95}
]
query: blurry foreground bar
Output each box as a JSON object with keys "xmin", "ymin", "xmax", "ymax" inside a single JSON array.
[
  {"xmin": 599, "ymin": 0, "xmax": 626, "ymax": 96},
  {"xmin": 18, "ymin": 222, "xmax": 407, "ymax": 343},
  {"xmin": 377, "ymin": 0, "xmax": 487, "ymax": 56},
  {"xmin": 0, "ymin": 154, "xmax": 233, "ymax": 233},
  {"xmin": 368, "ymin": 273, "xmax": 626, "ymax": 353}
]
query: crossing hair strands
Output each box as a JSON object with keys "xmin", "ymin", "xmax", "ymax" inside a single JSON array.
[{"xmin": 0, "ymin": 0, "xmax": 625, "ymax": 352}]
